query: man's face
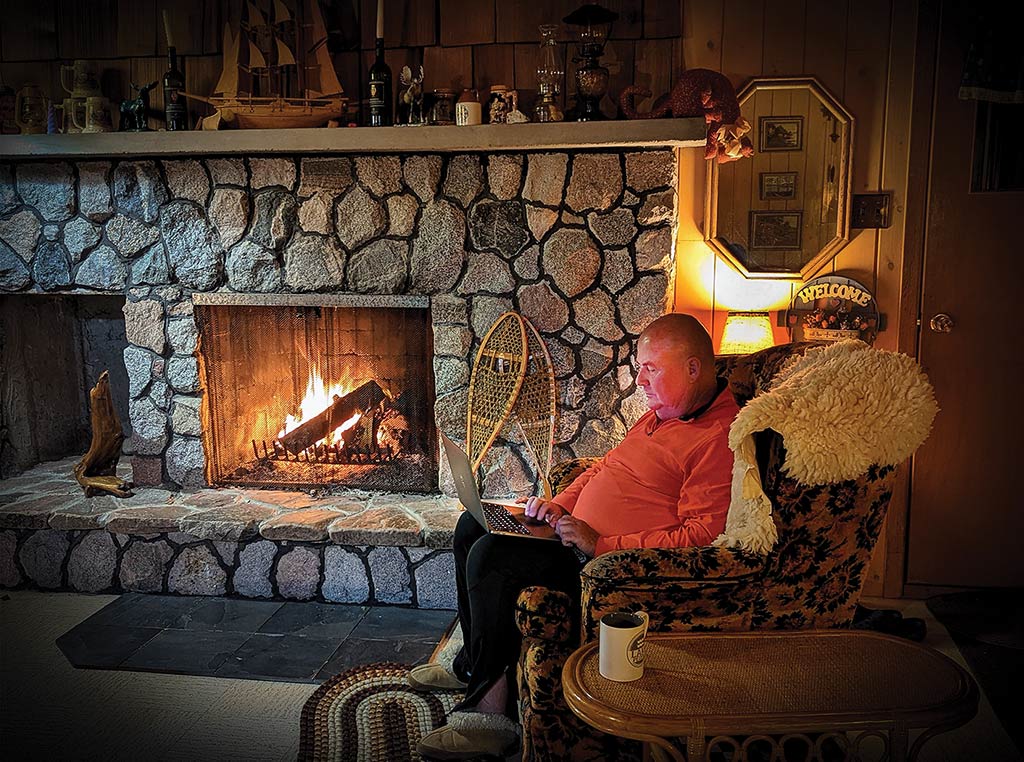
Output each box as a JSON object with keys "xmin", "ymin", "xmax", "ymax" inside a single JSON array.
[{"xmin": 635, "ymin": 335, "xmax": 694, "ymax": 420}]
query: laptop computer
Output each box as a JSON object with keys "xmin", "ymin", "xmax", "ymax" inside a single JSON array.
[{"xmin": 440, "ymin": 431, "xmax": 560, "ymax": 541}]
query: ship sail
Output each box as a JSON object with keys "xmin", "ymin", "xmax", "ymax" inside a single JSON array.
[
  {"xmin": 213, "ymin": 23, "xmax": 240, "ymax": 96},
  {"xmin": 276, "ymin": 38, "xmax": 296, "ymax": 67},
  {"xmin": 246, "ymin": 1, "xmax": 267, "ymax": 28},
  {"xmin": 248, "ymin": 39, "xmax": 267, "ymax": 70},
  {"xmin": 273, "ymin": 0, "xmax": 292, "ymax": 23},
  {"xmin": 303, "ymin": 0, "xmax": 344, "ymax": 96}
]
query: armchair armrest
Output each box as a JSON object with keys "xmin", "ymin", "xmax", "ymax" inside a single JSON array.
[
  {"xmin": 515, "ymin": 585, "xmax": 574, "ymax": 643},
  {"xmin": 580, "ymin": 545, "xmax": 764, "ymax": 640}
]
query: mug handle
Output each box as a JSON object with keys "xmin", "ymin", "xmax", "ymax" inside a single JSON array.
[
  {"xmin": 636, "ymin": 610, "xmax": 649, "ymax": 634},
  {"xmin": 60, "ymin": 64, "xmax": 75, "ymax": 95},
  {"xmin": 14, "ymin": 91, "xmax": 25, "ymax": 128},
  {"xmin": 71, "ymin": 101, "xmax": 87, "ymax": 131}
]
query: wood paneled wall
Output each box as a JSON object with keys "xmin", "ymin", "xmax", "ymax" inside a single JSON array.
[
  {"xmin": 674, "ymin": 0, "xmax": 918, "ymax": 595},
  {"xmin": 0, "ymin": 0, "xmax": 685, "ymax": 127},
  {"xmin": 675, "ymin": 0, "xmax": 915, "ymax": 362}
]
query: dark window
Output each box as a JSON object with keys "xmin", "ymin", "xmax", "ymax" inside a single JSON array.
[{"xmin": 972, "ymin": 101, "xmax": 1024, "ymax": 192}]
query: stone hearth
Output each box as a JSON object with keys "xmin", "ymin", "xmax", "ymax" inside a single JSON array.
[{"xmin": 0, "ymin": 457, "xmax": 459, "ymax": 607}]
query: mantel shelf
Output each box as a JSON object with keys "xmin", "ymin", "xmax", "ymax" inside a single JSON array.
[{"xmin": 0, "ymin": 118, "xmax": 707, "ymax": 159}]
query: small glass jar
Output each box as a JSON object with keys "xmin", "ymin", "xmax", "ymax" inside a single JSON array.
[
  {"xmin": 429, "ymin": 88, "xmax": 456, "ymax": 125},
  {"xmin": 455, "ymin": 89, "xmax": 481, "ymax": 126}
]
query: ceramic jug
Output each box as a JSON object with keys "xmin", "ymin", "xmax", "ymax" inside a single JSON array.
[
  {"xmin": 56, "ymin": 97, "xmax": 86, "ymax": 133},
  {"xmin": 71, "ymin": 96, "xmax": 113, "ymax": 133},
  {"xmin": 456, "ymin": 89, "xmax": 481, "ymax": 126},
  {"xmin": 14, "ymin": 84, "xmax": 48, "ymax": 135},
  {"xmin": 60, "ymin": 60, "xmax": 101, "ymax": 99},
  {"xmin": 69, "ymin": 95, "xmax": 112, "ymax": 134}
]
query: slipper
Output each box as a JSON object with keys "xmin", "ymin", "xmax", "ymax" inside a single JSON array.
[
  {"xmin": 417, "ymin": 711, "xmax": 519, "ymax": 760},
  {"xmin": 408, "ymin": 663, "xmax": 468, "ymax": 691}
]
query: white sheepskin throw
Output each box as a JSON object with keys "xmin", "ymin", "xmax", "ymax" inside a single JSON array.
[{"xmin": 714, "ymin": 340, "xmax": 938, "ymax": 555}]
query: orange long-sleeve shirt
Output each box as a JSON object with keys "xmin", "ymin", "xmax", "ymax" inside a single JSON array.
[{"xmin": 551, "ymin": 385, "xmax": 738, "ymax": 556}]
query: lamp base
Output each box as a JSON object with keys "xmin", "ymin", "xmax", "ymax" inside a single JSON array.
[
  {"xmin": 570, "ymin": 62, "xmax": 610, "ymax": 121},
  {"xmin": 567, "ymin": 97, "xmax": 607, "ymax": 122},
  {"xmin": 534, "ymin": 93, "xmax": 564, "ymax": 123}
]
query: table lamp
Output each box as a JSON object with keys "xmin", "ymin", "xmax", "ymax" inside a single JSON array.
[{"xmin": 719, "ymin": 311, "xmax": 775, "ymax": 355}]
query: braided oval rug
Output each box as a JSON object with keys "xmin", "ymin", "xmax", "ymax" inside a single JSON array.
[{"xmin": 299, "ymin": 663, "xmax": 462, "ymax": 762}]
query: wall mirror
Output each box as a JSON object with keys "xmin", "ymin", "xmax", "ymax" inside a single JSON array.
[{"xmin": 705, "ymin": 77, "xmax": 854, "ymax": 280}]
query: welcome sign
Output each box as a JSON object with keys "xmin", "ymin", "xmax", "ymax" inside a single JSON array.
[{"xmin": 789, "ymin": 275, "xmax": 879, "ymax": 343}]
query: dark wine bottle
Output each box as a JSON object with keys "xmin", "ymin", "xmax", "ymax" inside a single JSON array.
[
  {"xmin": 163, "ymin": 46, "xmax": 188, "ymax": 131},
  {"xmin": 367, "ymin": 37, "xmax": 392, "ymax": 126}
]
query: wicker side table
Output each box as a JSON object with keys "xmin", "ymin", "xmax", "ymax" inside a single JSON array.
[{"xmin": 561, "ymin": 630, "xmax": 978, "ymax": 762}]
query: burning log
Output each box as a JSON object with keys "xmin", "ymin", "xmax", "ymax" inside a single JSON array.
[{"xmin": 277, "ymin": 379, "xmax": 388, "ymax": 455}]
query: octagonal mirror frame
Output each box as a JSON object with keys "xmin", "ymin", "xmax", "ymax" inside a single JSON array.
[{"xmin": 704, "ymin": 77, "xmax": 854, "ymax": 281}]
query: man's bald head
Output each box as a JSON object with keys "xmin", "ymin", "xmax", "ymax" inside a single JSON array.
[
  {"xmin": 639, "ymin": 314, "xmax": 715, "ymax": 369},
  {"xmin": 634, "ymin": 314, "xmax": 719, "ymax": 419}
]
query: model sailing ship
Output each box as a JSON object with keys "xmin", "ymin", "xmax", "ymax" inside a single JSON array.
[{"xmin": 185, "ymin": 0, "xmax": 348, "ymax": 129}]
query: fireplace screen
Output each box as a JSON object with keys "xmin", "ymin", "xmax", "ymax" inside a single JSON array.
[{"xmin": 195, "ymin": 302, "xmax": 436, "ymax": 492}]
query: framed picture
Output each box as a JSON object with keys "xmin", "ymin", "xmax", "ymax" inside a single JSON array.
[
  {"xmin": 759, "ymin": 116, "xmax": 803, "ymax": 151},
  {"xmin": 750, "ymin": 210, "xmax": 802, "ymax": 249},
  {"xmin": 759, "ymin": 171, "xmax": 798, "ymax": 200}
]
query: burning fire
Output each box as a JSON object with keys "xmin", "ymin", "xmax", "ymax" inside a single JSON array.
[{"xmin": 278, "ymin": 363, "xmax": 362, "ymax": 447}]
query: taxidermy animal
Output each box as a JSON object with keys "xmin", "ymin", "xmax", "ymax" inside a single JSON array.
[{"xmin": 619, "ymin": 68, "xmax": 754, "ymax": 163}]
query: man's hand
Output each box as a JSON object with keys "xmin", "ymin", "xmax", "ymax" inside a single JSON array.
[
  {"xmin": 518, "ymin": 496, "xmax": 567, "ymax": 526},
  {"xmin": 554, "ymin": 516, "xmax": 599, "ymax": 558}
]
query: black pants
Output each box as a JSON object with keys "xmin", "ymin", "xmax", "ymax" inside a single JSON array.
[{"xmin": 451, "ymin": 511, "xmax": 584, "ymax": 714}]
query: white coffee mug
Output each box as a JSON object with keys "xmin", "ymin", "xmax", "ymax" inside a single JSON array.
[{"xmin": 598, "ymin": 610, "xmax": 649, "ymax": 682}]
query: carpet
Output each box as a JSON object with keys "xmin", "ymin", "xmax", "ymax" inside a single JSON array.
[{"xmin": 298, "ymin": 662, "xmax": 463, "ymax": 762}]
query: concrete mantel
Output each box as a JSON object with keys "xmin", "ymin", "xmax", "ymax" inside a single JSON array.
[{"xmin": 0, "ymin": 118, "xmax": 707, "ymax": 159}]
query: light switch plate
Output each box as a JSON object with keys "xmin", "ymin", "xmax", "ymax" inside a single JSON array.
[{"xmin": 851, "ymin": 192, "xmax": 892, "ymax": 229}]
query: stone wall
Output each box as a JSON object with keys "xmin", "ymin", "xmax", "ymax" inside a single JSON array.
[
  {"xmin": 1, "ymin": 528, "xmax": 455, "ymax": 608},
  {"xmin": 0, "ymin": 149, "xmax": 677, "ymax": 493}
]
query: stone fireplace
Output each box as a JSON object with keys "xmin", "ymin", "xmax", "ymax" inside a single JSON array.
[
  {"xmin": 1, "ymin": 146, "xmax": 679, "ymax": 498},
  {"xmin": 0, "ymin": 127, "xmax": 695, "ymax": 605}
]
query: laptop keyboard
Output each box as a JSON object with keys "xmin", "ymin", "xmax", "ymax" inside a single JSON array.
[{"xmin": 482, "ymin": 503, "xmax": 532, "ymax": 535}]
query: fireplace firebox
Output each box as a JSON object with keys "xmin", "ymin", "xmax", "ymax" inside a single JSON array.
[{"xmin": 195, "ymin": 296, "xmax": 436, "ymax": 492}]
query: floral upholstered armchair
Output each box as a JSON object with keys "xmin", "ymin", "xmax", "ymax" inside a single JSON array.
[{"xmin": 514, "ymin": 341, "xmax": 937, "ymax": 761}]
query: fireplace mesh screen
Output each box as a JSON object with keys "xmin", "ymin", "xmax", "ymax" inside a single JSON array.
[{"xmin": 195, "ymin": 303, "xmax": 436, "ymax": 492}]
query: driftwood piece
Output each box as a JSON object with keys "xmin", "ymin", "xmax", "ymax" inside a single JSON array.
[
  {"xmin": 74, "ymin": 371, "xmax": 132, "ymax": 498},
  {"xmin": 278, "ymin": 380, "xmax": 388, "ymax": 454}
]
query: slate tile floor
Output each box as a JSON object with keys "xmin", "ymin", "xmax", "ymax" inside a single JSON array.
[{"xmin": 57, "ymin": 593, "xmax": 456, "ymax": 683}]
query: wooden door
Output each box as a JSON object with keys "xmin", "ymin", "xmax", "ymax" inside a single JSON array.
[{"xmin": 905, "ymin": 2, "xmax": 1024, "ymax": 588}]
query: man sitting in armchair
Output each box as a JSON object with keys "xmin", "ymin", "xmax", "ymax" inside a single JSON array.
[{"xmin": 414, "ymin": 313, "xmax": 740, "ymax": 760}]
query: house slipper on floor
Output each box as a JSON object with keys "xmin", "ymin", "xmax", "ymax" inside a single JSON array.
[
  {"xmin": 408, "ymin": 663, "xmax": 468, "ymax": 691},
  {"xmin": 418, "ymin": 710, "xmax": 519, "ymax": 760}
]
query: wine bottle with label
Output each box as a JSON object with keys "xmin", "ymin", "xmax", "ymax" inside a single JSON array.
[
  {"xmin": 367, "ymin": 0, "xmax": 392, "ymax": 126},
  {"xmin": 163, "ymin": 46, "xmax": 188, "ymax": 131}
]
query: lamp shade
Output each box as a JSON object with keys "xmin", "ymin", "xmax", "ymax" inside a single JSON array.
[{"xmin": 719, "ymin": 311, "xmax": 774, "ymax": 355}]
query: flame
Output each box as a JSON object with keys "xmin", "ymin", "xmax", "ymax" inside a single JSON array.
[{"xmin": 277, "ymin": 363, "xmax": 362, "ymax": 447}]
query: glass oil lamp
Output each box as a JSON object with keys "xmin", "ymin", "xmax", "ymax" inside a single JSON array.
[
  {"xmin": 535, "ymin": 24, "xmax": 564, "ymax": 123},
  {"xmin": 562, "ymin": 3, "xmax": 618, "ymax": 121}
]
